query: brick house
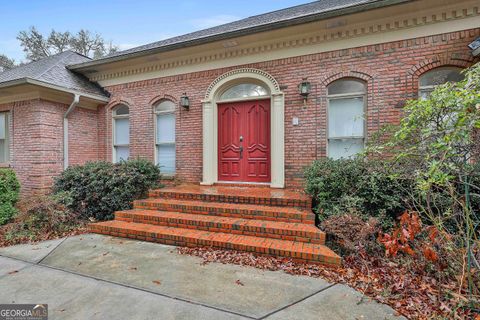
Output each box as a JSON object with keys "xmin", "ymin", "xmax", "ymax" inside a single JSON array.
[{"xmin": 0, "ymin": 0, "xmax": 479, "ymax": 195}]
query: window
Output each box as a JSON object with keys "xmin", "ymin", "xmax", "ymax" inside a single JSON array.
[
  {"xmin": 419, "ymin": 67, "xmax": 464, "ymax": 99},
  {"xmin": 0, "ymin": 112, "xmax": 9, "ymax": 163},
  {"xmin": 112, "ymin": 105, "xmax": 130, "ymax": 163},
  {"xmin": 220, "ymin": 83, "xmax": 268, "ymax": 100},
  {"xmin": 327, "ymin": 79, "xmax": 366, "ymax": 160},
  {"xmin": 155, "ymin": 100, "xmax": 176, "ymax": 174}
]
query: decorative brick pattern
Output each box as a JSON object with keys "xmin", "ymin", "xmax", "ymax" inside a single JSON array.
[{"xmin": 89, "ymin": 185, "xmax": 340, "ymax": 265}]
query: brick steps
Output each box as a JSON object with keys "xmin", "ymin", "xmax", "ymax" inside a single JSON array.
[
  {"xmin": 89, "ymin": 221, "xmax": 340, "ymax": 266},
  {"xmin": 115, "ymin": 210, "xmax": 325, "ymax": 244},
  {"xmin": 90, "ymin": 185, "xmax": 340, "ymax": 265},
  {"xmin": 149, "ymin": 185, "xmax": 311, "ymax": 209},
  {"xmin": 133, "ymin": 198, "xmax": 315, "ymax": 224}
]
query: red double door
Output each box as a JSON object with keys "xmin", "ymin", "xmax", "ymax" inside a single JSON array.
[{"xmin": 218, "ymin": 99, "xmax": 271, "ymax": 183}]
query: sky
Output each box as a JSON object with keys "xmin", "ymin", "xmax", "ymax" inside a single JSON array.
[{"xmin": 0, "ymin": 0, "xmax": 308, "ymax": 62}]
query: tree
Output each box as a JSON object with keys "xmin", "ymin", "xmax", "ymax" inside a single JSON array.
[
  {"xmin": 0, "ymin": 55, "xmax": 16, "ymax": 73},
  {"xmin": 370, "ymin": 62, "xmax": 480, "ymax": 307},
  {"xmin": 17, "ymin": 26, "xmax": 118, "ymax": 61}
]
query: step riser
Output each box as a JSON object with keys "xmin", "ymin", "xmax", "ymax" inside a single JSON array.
[
  {"xmin": 148, "ymin": 191, "xmax": 311, "ymax": 210},
  {"xmin": 115, "ymin": 212, "xmax": 324, "ymax": 244},
  {"xmin": 89, "ymin": 224, "xmax": 339, "ymax": 266},
  {"xmin": 133, "ymin": 201, "xmax": 315, "ymax": 224}
]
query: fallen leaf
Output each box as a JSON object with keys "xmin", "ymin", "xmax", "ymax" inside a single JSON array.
[
  {"xmin": 235, "ymin": 279, "xmax": 244, "ymax": 286},
  {"xmin": 102, "ymin": 252, "xmax": 109, "ymax": 256},
  {"xmin": 8, "ymin": 270, "xmax": 18, "ymax": 275},
  {"xmin": 152, "ymin": 280, "xmax": 161, "ymax": 285}
]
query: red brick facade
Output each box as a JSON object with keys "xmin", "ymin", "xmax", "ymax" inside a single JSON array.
[
  {"xmin": 0, "ymin": 99, "xmax": 101, "ymax": 194},
  {"xmin": 101, "ymin": 28, "xmax": 480, "ymax": 188},
  {"xmin": 2, "ymin": 28, "xmax": 479, "ymax": 194}
]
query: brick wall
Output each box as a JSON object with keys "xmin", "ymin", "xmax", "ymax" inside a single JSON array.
[
  {"xmin": 101, "ymin": 28, "xmax": 480, "ymax": 188},
  {"xmin": 2, "ymin": 29, "xmax": 479, "ymax": 195},
  {"xmin": 0, "ymin": 99, "xmax": 101, "ymax": 195},
  {"xmin": 68, "ymin": 106, "xmax": 100, "ymax": 166}
]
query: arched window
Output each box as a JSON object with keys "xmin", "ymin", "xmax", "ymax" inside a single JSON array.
[
  {"xmin": 327, "ymin": 79, "xmax": 366, "ymax": 160},
  {"xmin": 419, "ymin": 67, "xmax": 464, "ymax": 99},
  {"xmin": 155, "ymin": 100, "xmax": 176, "ymax": 174},
  {"xmin": 220, "ymin": 83, "xmax": 268, "ymax": 100},
  {"xmin": 112, "ymin": 105, "xmax": 130, "ymax": 163}
]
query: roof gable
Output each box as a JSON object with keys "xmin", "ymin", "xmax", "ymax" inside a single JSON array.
[{"xmin": 0, "ymin": 51, "xmax": 108, "ymax": 98}]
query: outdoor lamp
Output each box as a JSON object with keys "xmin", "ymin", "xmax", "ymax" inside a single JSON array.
[
  {"xmin": 180, "ymin": 93, "xmax": 190, "ymax": 110},
  {"xmin": 298, "ymin": 79, "xmax": 311, "ymax": 104}
]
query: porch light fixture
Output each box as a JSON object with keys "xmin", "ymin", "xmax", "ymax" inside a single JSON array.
[
  {"xmin": 298, "ymin": 79, "xmax": 311, "ymax": 104},
  {"xmin": 180, "ymin": 93, "xmax": 190, "ymax": 110}
]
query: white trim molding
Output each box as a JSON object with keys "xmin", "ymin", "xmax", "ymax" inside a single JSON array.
[
  {"xmin": 201, "ymin": 68, "xmax": 285, "ymax": 188},
  {"xmin": 87, "ymin": 0, "xmax": 480, "ymax": 87}
]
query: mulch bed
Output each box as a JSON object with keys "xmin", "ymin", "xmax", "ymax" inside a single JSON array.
[{"xmin": 177, "ymin": 246, "xmax": 479, "ymax": 320}]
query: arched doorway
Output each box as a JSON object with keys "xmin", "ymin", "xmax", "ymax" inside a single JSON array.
[{"xmin": 202, "ymin": 68, "xmax": 285, "ymax": 188}]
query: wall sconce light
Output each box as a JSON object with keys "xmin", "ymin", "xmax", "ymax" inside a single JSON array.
[
  {"xmin": 298, "ymin": 79, "xmax": 311, "ymax": 105},
  {"xmin": 180, "ymin": 93, "xmax": 190, "ymax": 110}
]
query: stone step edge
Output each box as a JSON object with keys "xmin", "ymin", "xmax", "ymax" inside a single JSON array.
[
  {"xmin": 148, "ymin": 190, "xmax": 312, "ymax": 209},
  {"xmin": 89, "ymin": 221, "xmax": 340, "ymax": 266},
  {"xmin": 115, "ymin": 210, "xmax": 325, "ymax": 244},
  {"xmin": 133, "ymin": 199, "xmax": 315, "ymax": 224}
]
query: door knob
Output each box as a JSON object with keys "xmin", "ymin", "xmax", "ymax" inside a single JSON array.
[{"xmin": 239, "ymin": 135, "xmax": 243, "ymax": 142}]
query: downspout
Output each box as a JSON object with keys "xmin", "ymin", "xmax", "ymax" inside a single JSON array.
[{"xmin": 64, "ymin": 94, "xmax": 80, "ymax": 169}]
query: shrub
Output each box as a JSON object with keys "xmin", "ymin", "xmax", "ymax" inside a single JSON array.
[
  {"xmin": 321, "ymin": 213, "xmax": 380, "ymax": 253},
  {"xmin": 0, "ymin": 168, "xmax": 20, "ymax": 225},
  {"xmin": 304, "ymin": 157, "xmax": 410, "ymax": 229},
  {"xmin": 2, "ymin": 194, "xmax": 84, "ymax": 245},
  {"xmin": 53, "ymin": 158, "xmax": 161, "ymax": 221}
]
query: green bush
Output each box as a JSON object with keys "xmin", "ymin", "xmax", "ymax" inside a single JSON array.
[
  {"xmin": 0, "ymin": 168, "xmax": 20, "ymax": 225},
  {"xmin": 53, "ymin": 158, "xmax": 161, "ymax": 221},
  {"xmin": 304, "ymin": 157, "xmax": 410, "ymax": 229}
]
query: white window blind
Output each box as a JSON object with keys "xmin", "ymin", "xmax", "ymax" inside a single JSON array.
[
  {"xmin": 0, "ymin": 113, "xmax": 7, "ymax": 163},
  {"xmin": 113, "ymin": 105, "xmax": 130, "ymax": 163},
  {"xmin": 327, "ymin": 79, "xmax": 366, "ymax": 160},
  {"xmin": 155, "ymin": 101, "xmax": 176, "ymax": 174}
]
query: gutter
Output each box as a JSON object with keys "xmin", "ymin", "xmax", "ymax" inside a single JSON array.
[
  {"xmin": 63, "ymin": 94, "xmax": 80, "ymax": 169},
  {"xmin": 68, "ymin": 0, "xmax": 411, "ymax": 71}
]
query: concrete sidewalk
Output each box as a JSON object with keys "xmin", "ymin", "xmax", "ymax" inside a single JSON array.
[{"xmin": 0, "ymin": 234, "xmax": 403, "ymax": 320}]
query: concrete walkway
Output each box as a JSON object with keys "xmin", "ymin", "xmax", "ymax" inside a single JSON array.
[{"xmin": 0, "ymin": 234, "xmax": 403, "ymax": 320}]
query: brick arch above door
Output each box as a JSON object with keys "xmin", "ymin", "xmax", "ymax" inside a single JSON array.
[{"xmin": 201, "ymin": 68, "xmax": 285, "ymax": 188}]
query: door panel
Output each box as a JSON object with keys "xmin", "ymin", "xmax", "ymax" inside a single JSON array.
[
  {"xmin": 218, "ymin": 99, "xmax": 270, "ymax": 182},
  {"xmin": 218, "ymin": 105, "xmax": 242, "ymax": 180}
]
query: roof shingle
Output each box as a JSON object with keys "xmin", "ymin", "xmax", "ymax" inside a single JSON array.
[
  {"xmin": 0, "ymin": 51, "xmax": 108, "ymax": 98},
  {"xmin": 71, "ymin": 0, "xmax": 404, "ymax": 68}
]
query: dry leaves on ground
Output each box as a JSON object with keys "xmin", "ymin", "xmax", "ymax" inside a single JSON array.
[{"xmin": 177, "ymin": 246, "xmax": 479, "ymax": 320}]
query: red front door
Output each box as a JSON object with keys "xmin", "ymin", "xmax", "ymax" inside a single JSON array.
[{"xmin": 218, "ymin": 99, "xmax": 271, "ymax": 183}]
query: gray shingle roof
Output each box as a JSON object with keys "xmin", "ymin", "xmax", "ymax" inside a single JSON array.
[
  {"xmin": 0, "ymin": 51, "xmax": 108, "ymax": 98},
  {"xmin": 70, "ymin": 0, "xmax": 408, "ymax": 69}
]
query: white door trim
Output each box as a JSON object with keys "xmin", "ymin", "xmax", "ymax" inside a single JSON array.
[{"xmin": 201, "ymin": 68, "xmax": 285, "ymax": 188}]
